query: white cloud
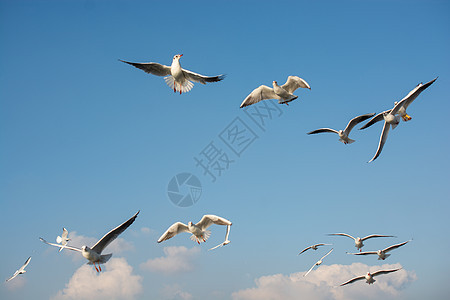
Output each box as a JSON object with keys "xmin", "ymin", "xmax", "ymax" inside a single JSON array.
[
  {"xmin": 140, "ymin": 246, "xmax": 200, "ymax": 275},
  {"xmin": 52, "ymin": 257, "xmax": 142, "ymax": 300},
  {"xmin": 160, "ymin": 284, "xmax": 193, "ymax": 300},
  {"xmin": 60, "ymin": 231, "xmax": 133, "ymax": 262},
  {"xmin": 232, "ymin": 263, "xmax": 416, "ymax": 300}
]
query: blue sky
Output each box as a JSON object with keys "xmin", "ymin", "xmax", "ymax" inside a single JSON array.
[{"xmin": 1, "ymin": 0, "xmax": 449, "ymax": 299}]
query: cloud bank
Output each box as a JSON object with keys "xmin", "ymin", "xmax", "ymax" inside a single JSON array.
[
  {"xmin": 232, "ymin": 263, "xmax": 416, "ymax": 300},
  {"xmin": 140, "ymin": 246, "xmax": 200, "ymax": 275},
  {"xmin": 52, "ymin": 257, "xmax": 142, "ymax": 300}
]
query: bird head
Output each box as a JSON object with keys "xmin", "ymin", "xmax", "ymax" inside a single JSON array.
[
  {"xmin": 377, "ymin": 250, "xmax": 382, "ymax": 255},
  {"xmin": 272, "ymin": 80, "xmax": 278, "ymax": 87},
  {"xmin": 173, "ymin": 54, "xmax": 183, "ymax": 60},
  {"xmin": 81, "ymin": 246, "xmax": 88, "ymax": 251}
]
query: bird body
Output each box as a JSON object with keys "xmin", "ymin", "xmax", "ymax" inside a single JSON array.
[
  {"xmin": 299, "ymin": 243, "xmax": 332, "ymax": 255},
  {"xmin": 6, "ymin": 257, "xmax": 31, "ymax": 282},
  {"xmin": 56, "ymin": 228, "xmax": 70, "ymax": 252}
]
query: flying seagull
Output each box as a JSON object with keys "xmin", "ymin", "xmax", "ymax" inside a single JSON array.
[
  {"xmin": 240, "ymin": 76, "xmax": 310, "ymax": 108},
  {"xmin": 40, "ymin": 211, "xmax": 139, "ymax": 272},
  {"xmin": 209, "ymin": 224, "xmax": 231, "ymax": 251},
  {"xmin": 158, "ymin": 214, "xmax": 232, "ymax": 244},
  {"xmin": 6, "ymin": 256, "xmax": 31, "ymax": 282},
  {"xmin": 56, "ymin": 228, "xmax": 70, "ymax": 252},
  {"xmin": 120, "ymin": 54, "xmax": 225, "ymax": 94},
  {"xmin": 299, "ymin": 243, "xmax": 332, "ymax": 255},
  {"xmin": 307, "ymin": 113, "xmax": 375, "ymax": 144},
  {"xmin": 303, "ymin": 248, "xmax": 333, "ymax": 277},
  {"xmin": 328, "ymin": 233, "xmax": 395, "ymax": 252},
  {"xmin": 347, "ymin": 240, "xmax": 411, "ymax": 260},
  {"xmin": 340, "ymin": 268, "xmax": 401, "ymax": 286}
]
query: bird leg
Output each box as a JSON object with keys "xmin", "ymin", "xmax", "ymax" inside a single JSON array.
[
  {"xmin": 197, "ymin": 239, "xmax": 200, "ymax": 245},
  {"xmin": 285, "ymin": 102, "xmax": 289, "ymax": 106},
  {"xmin": 203, "ymin": 238, "xmax": 206, "ymax": 242},
  {"xmin": 174, "ymin": 86, "xmax": 176, "ymax": 93},
  {"xmin": 94, "ymin": 263, "xmax": 99, "ymax": 273},
  {"xmin": 98, "ymin": 264, "xmax": 102, "ymax": 272},
  {"xmin": 402, "ymin": 114, "xmax": 412, "ymax": 121}
]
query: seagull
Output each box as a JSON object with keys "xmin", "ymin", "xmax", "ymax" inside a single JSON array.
[
  {"xmin": 158, "ymin": 214, "xmax": 232, "ymax": 244},
  {"xmin": 340, "ymin": 268, "xmax": 401, "ymax": 286},
  {"xmin": 298, "ymin": 243, "xmax": 332, "ymax": 255},
  {"xmin": 240, "ymin": 76, "xmax": 311, "ymax": 108},
  {"xmin": 6, "ymin": 257, "xmax": 31, "ymax": 282},
  {"xmin": 328, "ymin": 233, "xmax": 395, "ymax": 252},
  {"xmin": 40, "ymin": 211, "xmax": 139, "ymax": 272},
  {"xmin": 120, "ymin": 54, "xmax": 225, "ymax": 94},
  {"xmin": 56, "ymin": 228, "xmax": 70, "ymax": 252},
  {"xmin": 208, "ymin": 225, "xmax": 231, "ymax": 251},
  {"xmin": 307, "ymin": 113, "xmax": 375, "ymax": 144},
  {"xmin": 346, "ymin": 240, "xmax": 411, "ymax": 260},
  {"xmin": 303, "ymin": 248, "xmax": 333, "ymax": 277}
]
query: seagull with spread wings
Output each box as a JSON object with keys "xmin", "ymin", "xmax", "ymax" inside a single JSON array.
[
  {"xmin": 328, "ymin": 233, "xmax": 395, "ymax": 252},
  {"xmin": 6, "ymin": 256, "xmax": 31, "ymax": 282},
  {"xmin": 120, "ymin": 54, "xmax": 225, "ymax": 94},
  {"xmin": 307, "ymin": 113, "xmax": 375, "ymax": 144},
  {"xmin": 40, "ymin": 211, "xmax": 139, "ymax": 272},
  {"xmin": 298, "ymin": 243, "xmax": 332, "ymax": 255},
  {"xmin": 303, "ymin": 248, "xmax": 333, "ymax": 277},
  {"xmin": 240, "ymin": 76, "xmax": 310, "ymax": 108},
  {"xmin": 347, "ymin": 240, "xmax": 411, "ymax": 260},
  {"xmin": 56, "ymin": 227, "xmax": 70, "ymax": 252},
  {"xmin": 340, "ymin": 268, "xmax": 401, "ymax": 286},
  {"xmin": 158, "ymin": 214, "xmax": 232, "ymax": 245}
]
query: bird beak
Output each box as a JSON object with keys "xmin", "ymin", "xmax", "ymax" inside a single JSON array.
[{"xmin": 180, "ymin": 54, "xmax": 183, "ymax": 57}]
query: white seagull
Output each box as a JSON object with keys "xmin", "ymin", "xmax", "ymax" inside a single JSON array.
[
  {"xmin": 395, "ymin": 77, "xmax": 437, "ymax": 121},
  {"xmin": 120, "ymin": 54, "xmax": 225, "ymax": 94},
  {"xmin": 299, "ymin": 243, "xmax": 332, "ymax": 255},
  {"xmin": 303, "ymin": 248, "xmax": 333, "ymax": 277},
  {"xmin": 6, "ymin": 256, "xmax": 31, "ymax": 282},
  {"xmin": 240, "ymin": 76, "xmax": 310, "ymax": 108},
  {"xmin": 158, "ymin": 214, "xmax": 232, "ymax": 244},
  {"xmin": 340, "ymin": 268, "xmax": 401, "ymax": 286},
  {"xmin": 208, "ymin": 225, "xmax": 231, "ymax": 251},
  {"xmin": 40, "ymin": 211, "xmax": 139, "ymax": 272},
  {"xmin": 56, "ymin": 228, "xmax": 70, "ymax": 252},
  {"xmin": 307, "ymin": 113, "xmax": 375, "ymax": 144},
  {"xmin": 328, "ymin": 233, "xmax": 395, "ymax": 252},
  {"xmin": 347, "ymin": 240, "xmax": 411, "ymax": 260}
]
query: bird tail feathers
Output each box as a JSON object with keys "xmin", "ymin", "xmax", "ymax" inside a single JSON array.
[
  {"xmin": 87, "ymin": 254, "xmax": 112, "ymax": 265},
  {"xmin": 164, "ymin": 76, "xmax": 194, "ymax": 94}
]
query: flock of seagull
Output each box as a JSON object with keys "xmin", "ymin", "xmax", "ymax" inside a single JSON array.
[{"xmin": 6, "ymin": 54, "xmax": 437, "ymax": 291}]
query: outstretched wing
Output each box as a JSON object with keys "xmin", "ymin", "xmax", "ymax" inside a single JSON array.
[
  {"xmin": 40, "ymin": 237, "xmax": 82, "ymax": 252},
  {"xmin": 61, "ymin": 228, "xmax": 69, "ymax": 240},
  {"xmin": 6, "ymin": 270, "xmax": 19, "ymax": 282},
  {"xmin": 119, "ymin": 60, "xmax": 171, "ymax": 77},
  {"xmin": 196, "ymin": 214, "xmax": 232, "ymax": 231},
  {"xmin": 182, "ymin": 69, "xmax": 225, "ymax": 84},
  {"xmin": 281, "ymin": 76, "xmax": 311, "ymax": 93},
  {"xmin": 346, "ymin": 251, "xmax": 378, "ymax": 256},
  {"xmin": 320, "ymin": 248, "xmax": 333, "ymax": 261},
  {"xmin": 372, "ymin": 268, "xmax": 401, "ymax": 277},
  {"xmin": 157, "ymin": 222, "xmax": 189, "ymax": 243},
  {"xmin": 299, "ymin": 246, "xmax": 313, "ymax": 255},
  {"xmin": 91, "ymin": 211, "xmax": 140, "ymax": 254},
  {"xmin": 361, "ymin": 234, "xmax": 395, "ymax": 241},
  {"xmin": 19, "ymin": 256, "xmax": 32, "ymax": 272},
  {"xmin": 344, "ymin": 113, "xmax": 376, "ymax": 135},
  {"xmin": 359, "ymin": 111, "xmax": 390, "ymax": 130},
  {"xmin": 383, "ymin": 240, "xmax": 411, "ymax": 253},
  {"xmin": 340, "ymin": 275, "xmax": 366, "ymax": 286},
  {"xmin": 395, "ymin": 77, "xmax": 437, "ymax": 111},
  {"xmin": 303, "ymin": 262, "xmax": 317, "ymax": 277},
  {"xmin": 328, "ymin": 233, "xmax": 356, "ymax": 241},
  {"xmin": 240, "ymin": 85, "xmax": 279, "ymax": 108},
  {"xmin": 368, "ymin": 122, "xmax": 390, "ymax": 163},
  {"xmin": 307, "ymin": 128, "xmax": 339, "ymax": 135}
]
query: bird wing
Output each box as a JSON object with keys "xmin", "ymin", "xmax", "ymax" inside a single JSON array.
[
  {"xmin": 208, "ymin": 243, "xmax": 224, "ymax": 251},
  {"xmin": 299, "ymin": 246, "xmax": 312, "ymax": 255},
  {"xmin": 344, "ymin": 113, "xmax": 376, "ymax": 135},
  {"xmin": 303, "ymin": 262, "xmax": 317, "ymax": 277},
  {"xmin": 240, "ymin": 85, "xmax": 279, "ymax": 108},
  {"xmin": 359, "ymin": 111, "xmax": 390, "ymax": 130},
  {"xmin": 368, "ymin": 122, "xmax": 390, "ymax": 163},
  {"xmin": 320, "ymin": 248, "xmax": 333, "ymax": 260},
  {"xmin": 372, "ymin": 268, "xmax": 401, "ymax": 277},
  {"xmin": 361, "ymin": 234, "xmax": 395, "ymax": 241},
  {"xmin": 40, "ymin": 237, "xmax": 82, "ymax": 252},
  {"xmin": 182, "ymin": 69, "xmax": 225, "ymax": 84},
  {"xmin": 196, "ymin": 214, "xmax": 232, "ymax": 231},
  {"xmin": 328, "ymin": 233, "xmax": 356, "ymax": 241},
  {"xmin": 91, "ymin": 211, "xmax": 139, "ymax": 254},
  {"xmin": 119, "ymin": 60, "xmax": 171, "ymax": 77},
  {"xmin": 383, "ymin": 240, "xmax": 410, "ymax": 252},
  {"xmin": 157, "ymin": 222, "xmax": 189, "ymax": 243},
  {"xmin": 346, "ymin": 251, "xmax": 377, "ymax": 256},
  {"xmin": 6, "ymin": 270, "xmax": 19, "ymax": 282},
  {"xmin": 61, "ymin": 228, "xmax": 69, "ymax": 240},
  {"xmin": 224, "ymin": 224, "xmax": 231, "ymax": 241},
  {"xmin": 19, "ymin": 256, "xmax": 32, "ymax": 272},
  {"xmin": 307, "ymin": 128, "xmax": 339, "ymax": 135},
  {"xmin": 340, "ymin": 275, "xmax": 366, "ymax": 286},
  {"xmin": 281, "ymin": 76, "xmax": 311, "ymax": 93},
  {"xmin": 395, "ymin": 77, "xmax": 437, "ymax": 111}
]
